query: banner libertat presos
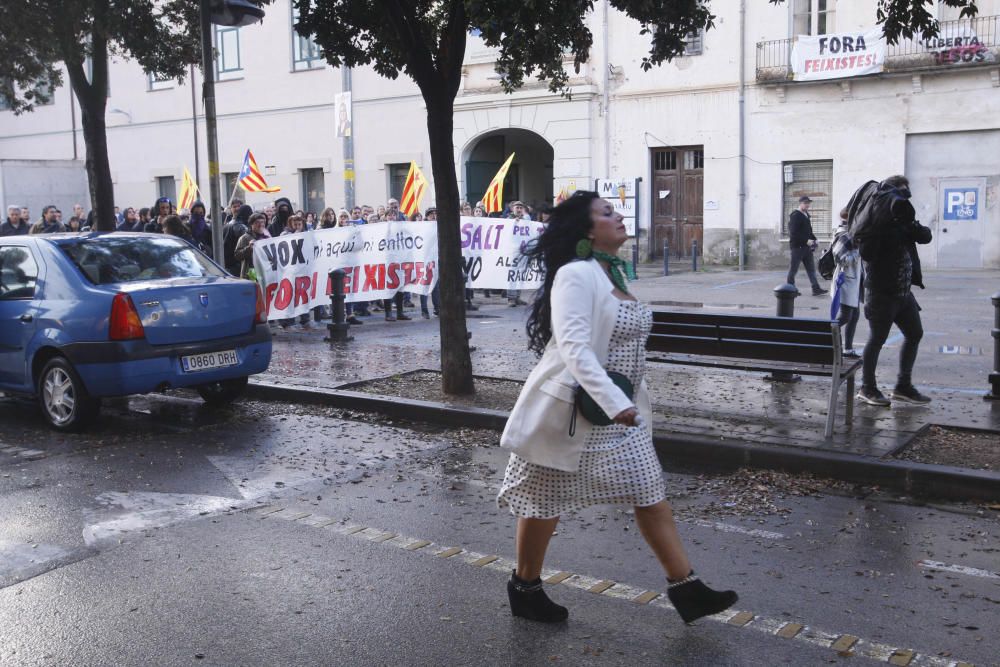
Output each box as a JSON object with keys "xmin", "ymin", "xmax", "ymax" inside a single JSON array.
[
  {"xmin": 253, "ymin": 218, "xmax": 545, "ymax": 320},
  {"xmin": 791, "ymin": 29, "xmax": 886, "ymax": 81}
]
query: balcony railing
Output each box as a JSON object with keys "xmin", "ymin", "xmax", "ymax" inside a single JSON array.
[{"xmin": 756, "ymin": 15, "xmax": 1000, "ymax": 83}]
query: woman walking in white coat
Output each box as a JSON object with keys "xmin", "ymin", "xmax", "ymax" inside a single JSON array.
[
  {"xmin": 831, "ymin": 209, "xmax": 864, "ymax": 357},
  {"xmin": 497, "ymin": 191, "xmax": 738, "ymax": 624}
]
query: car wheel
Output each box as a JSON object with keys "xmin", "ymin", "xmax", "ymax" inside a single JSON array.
[
  {"xmin": 38, "ymin": 357, "xmax": 100, "ymax": 432},
  {"xmin": 196, "ymin": 376, "xmax": 249, "ymax": 405}
]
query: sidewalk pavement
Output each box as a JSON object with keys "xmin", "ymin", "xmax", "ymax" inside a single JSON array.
[{"xmin": 255, "ymin": 267, "xmax": 1000, "ymax": 498}]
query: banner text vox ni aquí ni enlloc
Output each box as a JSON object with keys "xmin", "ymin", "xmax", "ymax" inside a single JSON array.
[{"xmin": 253, "ymin": 218, "xmax": 545, "ymax": 319}]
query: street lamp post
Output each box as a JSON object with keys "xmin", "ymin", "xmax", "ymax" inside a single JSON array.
[{"xmin": 199, "ymin": 0, "xmax": 264, "ymax": 265}]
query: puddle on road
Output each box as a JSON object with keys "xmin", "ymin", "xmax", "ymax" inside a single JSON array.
[
  {"xmin": 0, "ymin": 541, "xmax": 76, "ymax": 579},
  {"xmin": 648, "ymin": 300, "xmax": 768, "ymax": 310},
  {"xmin": 82, "ymin": 492, "xmax": 238, "ymax": 546},
  {"xmin": 938, "ymin": 345, "xmax": 984, "ymax": 355}
]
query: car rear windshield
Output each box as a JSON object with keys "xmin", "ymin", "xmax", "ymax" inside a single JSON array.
[{"xmin": 59, "ymin": 236, "xmax": 226, "ymax": 284}]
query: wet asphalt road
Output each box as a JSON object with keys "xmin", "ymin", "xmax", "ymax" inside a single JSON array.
[{"xmin": 0, "ymin": 394, "xmax": 998, "ymax": 666}]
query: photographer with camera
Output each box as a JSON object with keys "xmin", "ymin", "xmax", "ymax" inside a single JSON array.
[{"xmin": 852, "ymin": 175, "xmax": 933, "ymax": 406}]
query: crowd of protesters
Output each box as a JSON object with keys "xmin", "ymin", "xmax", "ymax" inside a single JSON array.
[{"xmin": 4, "ymin": 194, "xmax": 549, "ymax": 331}]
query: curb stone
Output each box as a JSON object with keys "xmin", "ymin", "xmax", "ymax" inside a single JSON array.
[{"xmin": 246, "ymin": 380, "xmax": 1000, "ymax": 503}]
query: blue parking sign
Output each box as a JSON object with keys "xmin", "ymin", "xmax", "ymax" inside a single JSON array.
[{"xmin": 943, "ymin": 188, "xmax": 978, "ymax": 221}]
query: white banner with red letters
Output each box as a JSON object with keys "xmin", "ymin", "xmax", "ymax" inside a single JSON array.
[
  {"xmin": 791, "ymin": 29, "xmax": 886, "ymax": 81},
  {"xmin": 253, "ymin": 218, "xmax": 545, "ymax": 320}
]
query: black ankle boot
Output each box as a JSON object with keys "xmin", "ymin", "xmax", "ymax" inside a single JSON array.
[
  {"xmin": 667, "ymin": 572, "xmax": 738, "ymax": 624},
  {"xmin": 507, "ymin": 571, "xmax": 569, "ymax": 623}
]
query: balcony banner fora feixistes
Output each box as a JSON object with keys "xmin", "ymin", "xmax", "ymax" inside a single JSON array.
[
  {"xmin": 253, "ymin": 218, "xmax": 545, "ymax": 320},
  {"xmin": 791, "ymin": 29, "xmax": 886, "ymax": 81}
]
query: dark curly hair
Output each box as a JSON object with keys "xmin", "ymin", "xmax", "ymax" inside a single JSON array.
[{"xmin": 524, "ymin": 190, "xmax": 601, "ymax": 356}]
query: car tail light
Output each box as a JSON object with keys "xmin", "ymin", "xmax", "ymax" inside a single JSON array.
[
  {"xmin": 109, "ymin": 293, "xmax": 145, "ymax": 340},
  {"xmin": 254, "ymin": 284, "xmax": 267, "ymax": 324}
]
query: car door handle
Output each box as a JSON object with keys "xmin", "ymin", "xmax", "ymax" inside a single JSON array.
[{"xmin": 19, "ymin": 314, "xmax": 33, "ymax": 323}]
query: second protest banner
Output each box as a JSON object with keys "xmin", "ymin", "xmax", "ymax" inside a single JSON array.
[{"xmin": 254, "ymin": 218, "xmax": 545, "ymax": 319}]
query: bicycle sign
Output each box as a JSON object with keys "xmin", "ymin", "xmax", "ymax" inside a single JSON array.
[{"xmin": 943, "ymin": 188, "xmax": 979, "ymax": 221}]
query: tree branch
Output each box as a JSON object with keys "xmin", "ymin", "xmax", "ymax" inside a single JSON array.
[
  {"xmin": 380, "ymin": 0, "xmax": 438, "ymax": 88},
  {"xmin": 90, "ymin": 0, "xmax": 110, "ymax": 106},
  {"xmin": 440, "ymin": 0, "xmax": 467, "ymax": 99},
  {"xmin": 53, "ymin": 4, "xmax": 93, "ymax": 106}
]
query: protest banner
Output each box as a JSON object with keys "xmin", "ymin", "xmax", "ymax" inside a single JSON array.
[
  {"xmin": 254, "ymin": 218, "xmax": 544, "ymax": 319},
  {"xmin": 791, "ymin": 29, "xmax": 885, "ymax": 81},
  {"xmin": 922, "ymin": 23, "xmax": 995, "ymax": 66}
]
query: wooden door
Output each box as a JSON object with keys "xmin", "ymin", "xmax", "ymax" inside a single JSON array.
[
  {"xmin": 680, "ymin": 149, "xmax": 704, "ymax": 255},
  {"xmin": 651, "ymin": 147, "xmax": 704, "ymax": 258}
]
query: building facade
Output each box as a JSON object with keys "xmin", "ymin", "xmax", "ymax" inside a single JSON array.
[{"xmin": 1, "ymin": 0, "xmax": 997, "ymax": 268}]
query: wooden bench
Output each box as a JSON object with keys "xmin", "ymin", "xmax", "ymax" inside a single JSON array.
[{"xmin": 646, "ymin": 310, "xmax": 862, "ymax": 438}]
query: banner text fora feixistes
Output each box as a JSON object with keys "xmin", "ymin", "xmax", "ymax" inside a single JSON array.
[{"xmin": 791, "ymin": 29, "xmax": 886, "ymax": 81}]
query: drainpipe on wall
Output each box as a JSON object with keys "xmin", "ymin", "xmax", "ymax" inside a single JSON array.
[
  {"xmin": 70, "ymin": 92, "xmax": 78, "ymax": 160},
  {"xmin": 738, "ymin": 0, "xmax": 747, "ymax": 271},
  {"xmin": 342, "ymin": 67, "xmax": 355, "ymax": 210},
  {"xmin": 190, "ymin": 63, "xmax": 201, "ymax": 192},
  {"xmin": 602, "ymin": 0, "xmax": 610, "ymax": 178}
]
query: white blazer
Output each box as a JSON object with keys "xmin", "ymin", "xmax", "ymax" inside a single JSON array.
[{"xmin": 500, "ymin": 258, "xmax": 652, "ymax": 472}]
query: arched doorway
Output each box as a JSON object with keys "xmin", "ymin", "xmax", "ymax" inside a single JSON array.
[{"xmin": 463, "ymin": 129, "xmax": 553, "ymax": 212}]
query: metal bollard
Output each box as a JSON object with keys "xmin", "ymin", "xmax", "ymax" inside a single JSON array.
[
  {"xmin": 662, "ymin": 241, "xmax": 670, "ymax": 276},
  {"xmin": 692, "ymin": 239, "xmax": 699, "ymax": 272},
  {"xmin": 326, "ymin": 269, "xmax": 354, "ymax": 345},
  {"xmin": 774, "ymin": 282, "xmax": 798, "ymax": 317},
  {"xmin": 987, "ymin": 292, "xmax": 1000, "ymax": 400},
  {"xmin": 632, "ymin": 243, "xmax": 639, "ymax": 278},
  {"xmin": 768, "ymin": 283, "xmax": 801, "ymax": 382}
]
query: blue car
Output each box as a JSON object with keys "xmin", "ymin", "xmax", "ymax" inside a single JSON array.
[{"xmin": 0, "ymin": 233, "xmax": 272, "ymax": 431}]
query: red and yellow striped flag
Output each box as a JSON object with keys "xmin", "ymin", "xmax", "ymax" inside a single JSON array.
[
  {"xmin": 482, "ymin": 153, "xmax": 515, "ymax": 214},
  {"xmin": 399, "ymin": 161, "xmax": 428, "ymax": 216},
  {"xmin": 237, "ymin": 149, "xmax": 281, "ymax": 193},
  {"xmin": 178, "ymin": 167, "xmax": 199, "ymax": 211}
]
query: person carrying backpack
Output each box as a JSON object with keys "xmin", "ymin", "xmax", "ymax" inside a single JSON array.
[
  {"xmin": 850, "ymin": 175, "xmax": 933, "ymax": 407},
  {"xmin": 223, "ymin": 204, "xmax": 253, "ymax": 276}
]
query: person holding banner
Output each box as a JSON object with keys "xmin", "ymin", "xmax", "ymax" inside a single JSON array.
[
  {"xmin": 506, "ymin": 201, "xmax": 531, "ymax": 306},
  {"xmin": 497, "ymin": 191, "xmax": 737, "ymax": 625}
]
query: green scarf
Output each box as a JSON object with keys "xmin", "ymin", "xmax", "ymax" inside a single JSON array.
[{"xmin": 591, "ymin": 250, "xmax": 637, "ymax": 294}]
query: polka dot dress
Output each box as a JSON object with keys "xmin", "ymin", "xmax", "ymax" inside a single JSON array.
[{"xmin": 497, "ymin": 300, "xmax": 666, "ymax": 519}]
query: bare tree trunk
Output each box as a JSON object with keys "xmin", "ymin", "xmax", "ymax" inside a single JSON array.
[
  {"xmin": 426, "ymin": 95, "xmax": 474, "ymax": 395},
  {"xmin": 63, "ymin": 28, "xmax": 115, "ymax": 232},
  {"xmin": 78, "ymin": 96, "xmax": 115, "ymax": 231}
]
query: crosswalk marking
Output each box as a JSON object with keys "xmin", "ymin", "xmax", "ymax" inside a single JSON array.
[{"xmin": 258, "ymin": 504, "xmax": 977, "ymax": 667}]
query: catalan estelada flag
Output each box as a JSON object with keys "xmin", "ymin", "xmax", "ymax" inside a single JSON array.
[
  {"xmin": 482, "ymin": 153, "xmax": 515, "ymax": 214},
  {"xmin": 177, "ymin": 167, "xmax": 199, "ymax": 211},
  {"xmin": 399, "ymin": 161, "xmax": 428, "ymax": 216},
  {"xmin": 238, "ymin": 149, "xmax": 281, "ymax": 193}
]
